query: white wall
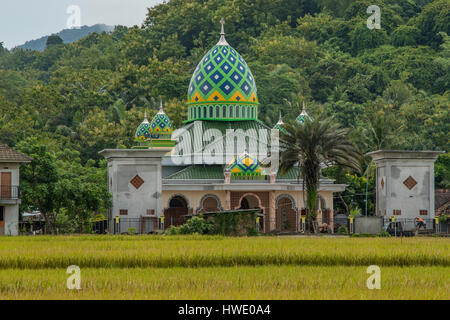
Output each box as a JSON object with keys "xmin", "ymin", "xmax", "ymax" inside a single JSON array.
[{"xmin": 4, "ymin": 205, "xmax": 19, "ymax": 236}]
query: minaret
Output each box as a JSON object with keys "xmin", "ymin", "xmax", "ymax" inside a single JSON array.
[
  {"xmin": 217, "ymin": 18, "xmax": 229, "ymax": 46},
  {"xmin": 296, "ymin": 102, "xmax": 312, "ymax": 124},
  {"xmin": 158, "ymin": 99, "xmax": 165, "ymax": 114},
  {"xmin": 274, "ymin": 112, "xmax": 284, "ymax": 130}
]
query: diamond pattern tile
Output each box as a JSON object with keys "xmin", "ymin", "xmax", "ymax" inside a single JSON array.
[
  {"xmin": 403, "ymin": 176, "xmax": 417, "ymax": 190},
  {"xmin": 130, "ymin": 175, "xmax": 144, "ymax": 189}
]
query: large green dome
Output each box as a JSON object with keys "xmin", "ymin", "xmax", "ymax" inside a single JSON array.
[{"xmin": 186, "ymin": 25, "xmax": 259, "ymax": 122}]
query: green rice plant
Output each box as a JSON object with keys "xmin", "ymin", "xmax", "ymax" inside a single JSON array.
[
  {"xmin": 0, "ymin": 236, "xmax": 448, "ymax": 269},
  {"xmin": 0, "ymin": 266, "xmax": 448, "ymax": 300}
]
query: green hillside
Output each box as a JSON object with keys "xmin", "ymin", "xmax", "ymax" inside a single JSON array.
[{"xmin": 17, "ymin": 24, "xmax": 115, "ymax": 52}]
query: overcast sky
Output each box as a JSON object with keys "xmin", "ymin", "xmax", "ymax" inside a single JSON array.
[{"xmin": 0, "ymin": 0, "xmax": 164, "ymax": 49}]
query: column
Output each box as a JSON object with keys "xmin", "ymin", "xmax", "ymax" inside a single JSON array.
[
  {"xmin": 225, "ymin": 191, "xmax": 231, "ymax": 210},
  {"xmin": 269, "ymin": 191, "xmax": 276, "ymax": 231}
]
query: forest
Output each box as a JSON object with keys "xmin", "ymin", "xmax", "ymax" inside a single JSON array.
[{"xmin": 0, "ymin": 0, "xmax": 448, "ymax": 230}]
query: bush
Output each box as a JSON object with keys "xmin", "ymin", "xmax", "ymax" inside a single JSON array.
[
  {"xmin": 165, "ymin": 217, "xmax": 216, "ymax": 235},
  {"xmin": 378, "ymin": 230, "xmax": 391, "ymax": 237},
  {"xmin": 337, "ymin": 225, "xmax": 349, "ymax": 235}
]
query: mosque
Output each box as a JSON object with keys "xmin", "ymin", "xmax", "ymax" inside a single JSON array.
[{"xmin": 100, "ymin": 22, "xmax": 346, "ymax": 234}]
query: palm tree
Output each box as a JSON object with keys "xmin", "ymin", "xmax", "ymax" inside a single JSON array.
[{"xmin": 279, "ymin": 117, "xmax": 362, "ymax": 232}]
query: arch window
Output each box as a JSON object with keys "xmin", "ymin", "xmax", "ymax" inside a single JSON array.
[
  {"xmin": 223, "ymin": 106, "xmax": 227, "ymax": 118},
  {"xmin": 209, "ymin": 106, "xmax": 213, "ymax": 118},
  {"xmin": 229, "ymin": 105, "xmax": 234, "ymax": 118},
  {"xmin": 216, "ymin": 106, "xmax": 220, "ymax": 118}
]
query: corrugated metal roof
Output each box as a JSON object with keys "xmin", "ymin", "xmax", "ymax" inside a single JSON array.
[
  {"xmin": 165, "ymin": 165, "xmax": 225, "ymax": 180},
  {"xmin": 277, "ymin": 167, "xmax": 300, "ymax": 180},
  {"xmin": 165, "ymin": 164, "xmax": 301, "ymax": 181},
  {"xmin": 172, "ymin": 120, "xmax": 273, "ymax": 155},
  {"xmin": 0, "ymin": 144, "xmax": 33, "ymax": 163}
]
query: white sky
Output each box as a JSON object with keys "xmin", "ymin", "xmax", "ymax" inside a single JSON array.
[{"xmin": 0, "ymin": 0, "xmax": 164, "ymax": 49}]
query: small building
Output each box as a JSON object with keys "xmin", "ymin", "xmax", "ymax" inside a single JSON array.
[
  {"xmin": 367, "ymin": 150, "xmax": 443, "ymax": 229},
  {"xmin": 0, "ymin": 144, "xmax": 32, "ymax": 236}
]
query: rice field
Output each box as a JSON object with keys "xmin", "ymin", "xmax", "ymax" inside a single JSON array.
[{"xmin": 0, "ymin": 236, "xmax": 448, "ymax": 299}]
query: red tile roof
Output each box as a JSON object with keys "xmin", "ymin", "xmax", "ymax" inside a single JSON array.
[{"xmin": 0, "ymin": 144, "xmax": 33, "ymax": 163}]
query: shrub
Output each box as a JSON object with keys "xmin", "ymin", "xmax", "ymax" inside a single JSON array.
[
  {"xmin": 165, "ymin": 217, "xmax": 215, "ymax": 235},
  {"xmin": 378, "ymin": 230, "xmax": 391, "ymax": 237},
  {"xmin": 337, "ymin": 225, "xmax": 349, "ymax": 235}
]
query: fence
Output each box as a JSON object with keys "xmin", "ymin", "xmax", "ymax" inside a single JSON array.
[
  {"xmin": 112, "ymin": 217, "xmax": 159, "ymax": 235},
  {"xmin": 0, "ymin": 185, "xmax": 20, "ymax": 200}
]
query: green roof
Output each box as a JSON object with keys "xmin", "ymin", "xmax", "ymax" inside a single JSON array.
[
  {"xmin": 175, "ymin": 120, "xmax": 272, "ymax": 155},
  {"xmin": 165, "ymin": 164, "xmax": 299, "ymax": 181},
  {"xmin": 165, "ymin": 165, "xmax": 224, "ymax": 180},
  {"xmin": 277, "ymin": 167, "xmax": 300, "ymax": 180}
]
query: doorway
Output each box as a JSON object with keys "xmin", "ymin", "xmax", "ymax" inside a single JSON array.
[
  {"xmin": 164, "ymin": 195, "xmax": 189, "ymax": 228},
  {"xmin": 0, "ymin": 172, "xmax": 11, "ymax": 199},
  {"xmin": 0, "ymin": 206, "xmax": 4, "ymax": 236}
]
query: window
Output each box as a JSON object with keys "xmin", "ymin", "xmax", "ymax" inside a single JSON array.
[
  {"xmin": 147, "ymin": 209, "xmax": 155, "ymax": 215},
  {"xmin": 230, "ymin": 106, "xmax": 233, "ymax": 118},
  {"xmin": 251, "ymin": 107, "xmax": 254, "ymax": 118},
  {"xmin": 393, "ymin": 209, "xmax": 401, "ymax": 215},
  {"xmin": 120, "ymin": 210, "xmax": 128, "ymax": 216},
  {"xmin": 223, "ymin": 106, "xmax": 227, "ymax": 118},
  {"xmin": 419, "ymin": 210, "xmax": 428, "ymax": 215},
  {"xmin": 241, "ymin": 107, "xmax": 245, "ymax": 118},
  {"xmin": 216, "ymin": 106, "xmax": 220, "ymax": 118},
  {"xmin": 209, "ymin": 106, "xmax": 213, "ymax": 117}
]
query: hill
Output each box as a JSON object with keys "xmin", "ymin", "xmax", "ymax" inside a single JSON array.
[{"xmin": 16, "ymin": 24, "xmax": 115, "ymax": 51}]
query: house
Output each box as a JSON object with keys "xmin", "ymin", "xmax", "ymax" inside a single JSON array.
[{"xmin": 0, "ymin": 144, "xmax": 32, "ymax": 235}]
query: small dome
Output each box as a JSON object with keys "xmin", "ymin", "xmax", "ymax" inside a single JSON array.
[
  {"xmin": 273, "ymin": 112, "xmax": 284, "ymax": 130},
  {"xmin": 296, "ymin": 102, "xmax": 312, "ymax": 124},
  {"xmin": 135, "ymin": 113, "xmax": 152, "ymax": 140},
  {"xmin": 150, "ymin": 101, "xmax": 173, "ymax": 139},
  {"xmin": 227, "ymin": 151, "xmax": 262, "ymax": 176}
]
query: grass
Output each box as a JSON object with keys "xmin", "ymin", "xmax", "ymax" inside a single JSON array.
[{"xmin": 0, "ymin": 235, "xmax": 448, "ymax": 299}]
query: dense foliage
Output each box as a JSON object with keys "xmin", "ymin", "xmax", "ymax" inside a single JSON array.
[{"xmin": 0, "ymin": 0, "xmax": 448, "ymax": 220}]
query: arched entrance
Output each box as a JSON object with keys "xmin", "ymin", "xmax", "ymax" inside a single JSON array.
[
  {"xmin": 164, "ymin": 195, "xmax": 189, "ymax": 227},
  {"xmin": 276, "ymin": 195, "xmax": 297, "ymax": 232},
  {"xmin": 197, "ymin": 194, "xmax": 222, "ymax": 213},
  {"xmin": 239, "ymin": 194, "xmax": 261, "ymax": 210},
  {"xmin": 238, "ymin": 193, "xmax": 264, "ymax": 231}
]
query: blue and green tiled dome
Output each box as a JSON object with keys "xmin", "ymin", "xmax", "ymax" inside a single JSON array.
[
  {"xmin": 186, "ymin": 22, "xmax": 259, "ymax": 122},
  {"xmin": 135, "ymin": 113, "xmax": 152, "ymax": 141},
  {"xmin": 273, "ymin": 113, "xmax": 284, "ymax": 130},
  {"xmin": 227, "ymin": 151, "xmax": 262, "ymax": 177},
  {"xmin": 296, "ymin": 103, "xmax": 312, "ymax": 124},
  {"xmin": 134, "ymin": 102, "xmax": 176, "ymax": 149},
  {"xmin": 149, "ymin": 102, "xmax": 173, "ymax": 139}
]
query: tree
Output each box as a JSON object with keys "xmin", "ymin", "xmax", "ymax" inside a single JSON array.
[
  {"xmin": 46, "ymin": 35, "xmax": 63, "ymax": 48},
  {"xmin": 16, "ymin": 138, "xmax": 59, "ymax": 233},
  {"xmin": 279, "ymin": 117, "xmax": 361, "ymax": 232}
]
